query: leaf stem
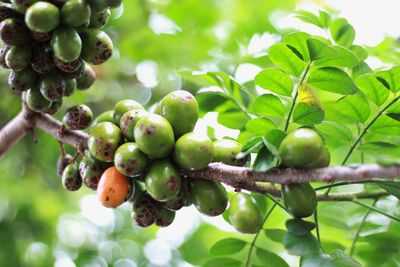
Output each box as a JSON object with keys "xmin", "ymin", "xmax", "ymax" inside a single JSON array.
[
  {"xmin": 349, "ymin": 198, "xmax": 379, "ymax": 256},
  {"xmin": 284, "ymin": 62, "xmax": 312, "ymax": 131},
  {"xmin": 245, "ymin": 203, "xmax": 277, "ymax": 267},
  {"xmin": 352, "ymin": 199, "xmax": 400, "ymax": 222}
]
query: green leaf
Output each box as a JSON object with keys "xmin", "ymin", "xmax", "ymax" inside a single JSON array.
[
  {"xmin": 286, "ymin": 218, "xmax": 316, "ymax": 236},
  {"xmin": 331, "ymin": 249, "xmax": 362, "ymax": 267},
  {"xmin": 355, "ymin": 74, "xmax": 389, "ymax": 106},
  {"xmin": 318, "ymin": 10, "xmax": 331, "ymax": 28},
  {"xmin": 372, "ymin": 181, "xmax": 400, "ymax": 200},
  {"xmin": 241, "ymin": 136, "xmax": 263, "ymax": 152},
  {"xmin": 218, "ymin": 111, "xmax": 249, "ymax": 129},
  {"xmin": 246, "ymin": 118, "xmax": 276, "ymax": 136},
  {"xmin": 208, "ymin": 71, "xmax": 248, "ymax": 106},
  {"xmin": 316, "ymin": 121, "xmax": 353, "ymax": 143},
  {"xmin": 196, "ymin": 91, "xmax": 229, "ymax": 116},
  {"xmin": 357, "ymin": 142, "xmax": 400, "ymax": 155},
  {"xmin": 330, "ymin": 18, "xmax": 355, "ymax": 47},
  {"xmin": 307, "ymin": 38, "xmax": 336, "ymax": 62},
  {"xmin": 370, "ymin": 115, "xmax": 400, "ymax": 136},
  {"xmin": 295, "ymin": 10, "xmax": 329, "ymax": 29},
  {"xmin": 207, "ymin": 126, "xmax": 217, "ymax": 141},
  {"xmin": 249, "ymin": 94, "xmax": 286, "ymax": 117},
  {"xmin": 376, "ymin": 66, "xmax": 400, "ymax": 93},
  {"xmin": 283, "ymin": 31, "xmax": 311, "ymax": 61},
  {"xmin": 293, "ymin": 102, "xmax": 324, "ymax": 126},
  {"xmin": 350, "ymin": 45, "xmax": 368, "ymax": 62},
  {"xmin": 307, "ymin": 67, "xmax": 356, "ymax": 95},
  {"xmin": 256, "ymin": 248, "xmax": 289, "ymax": 267},
  {"xmin": 336, "ymin": 94, "xmax": 370, "ymax": 123},
  {"xmin": 180, "ymin": 70, "xmax": 222, "ymax": 87},
  {"xmin": 204, "ymin": 257, "xmax": 242, "ymax": 267},
  {"xmin": 387, "ymin": 112, "xmax": 400, "ymax": 121},
  {"xmin": 268, "ymin": 43, "xmax": 306, "ymax": 77},
  {"xmin": 251, "ymin": 192, "xmax": 269, "ymax": 216},
  {"xmin": 209, "ymin": 238, "xmax": 247, "ymax": 256},
  {"xmin": 263, "ymin": 129, "xmax": 287, "ymax": 155},
  {"xmin": 253, "ymin": 146, "xmax": 275, "ymax": 172},
  {"xmin": 264, "ymin": 229, "xmax": 287, "ymax": 243},
  {"xmin": 300, "ymin": 254, "xmax": 335, "ymax": 267},
  {"xmin": 255, "ymin": 68, "xmax": 293, "ymax": 96},
  {"xmin": 327, "ymin": 46, "xmax": 360, "ymax": 68},
  {"xmin": 283, "ymin": 232, "xmax": 321, "ymax": 256},
  {"xmin": 352, "ymin": 62, "xmax": 373, "ymax": 78}
]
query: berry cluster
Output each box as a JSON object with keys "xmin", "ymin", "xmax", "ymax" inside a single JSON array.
[
  {"xmin": 0, "ymin": 0, "xmax": 120, "ymax": 114},
  {"xmin": 58, "ymin": 90, "xmax": 266, "ymax": 233}
]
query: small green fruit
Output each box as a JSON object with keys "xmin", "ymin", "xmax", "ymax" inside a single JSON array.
[
  {"xmin": 61, "ymin": 0, "xmax": 90, "ymax": 27},
  {"xmin": 114, "ymin": 142, "xmax": 148, "ymax": 177},
  {"xmin": 25, "ymin": 87, "xmax": 52, "ymax": 112},
  {"xmin": 31, "ymin": 43, "xmax": 55, "ymax": 75},
  {"xmin": 52, "ymin": 26, "xmax": 82, "ymax": 62},
  {"xmin": 163, "ymin": 179, "xmax": 192, "ymax": 211},
  {"xmin": 80, "ymin": 28, "xmax": 113, "ymax": 64},
  {"xmin": 155, "ymin": 90, "xmax": 199, "ymax": 138},
  {"xmin": 229, "ymin": 192, "xmax": 263, "ymax": 234},
  {"xmin": 119, "ymin": 109, "xmax": 148, "ymax": 141},
  {"xmin": 8, "ymin": 66, "xmax": 37, "ymax": 92},
  {"xmin": 154, "ymin": 205, "xmax": 175, "ymax": 227},
  {"xmin": 190, "ymin": 179, "xmax": 228, "ymax": 216},
  {"xmin": 145, "ymin": 159, "xmax": 181, "ymax": 202},
  {"xmin": 213, "ymin": 139, "xmax": 246, "ymax": 166},
  {"xmin": 134, "ymin": 114, "xmax": 175, "ymax": 158},
  {"xmin": 0, "ymin": 18, "xmax": 30, "ymax": 45},
  {"xmin": 306, "ymin": 146, "xmax": 330, "ymax": 168},
  {"xmin": 62, "ymin": 163, "xmax": 82, "ymax": 191},
  {"xmin": 76, "ymin": 63, "xmax": 96, "ymax": 90},
  {"xmin": 278, "ymin": 128, "xmax": 324, "ymax": 168},
  {"xmin": 89, "ymin": 6, "xmax": 110, "ymax": 28},
  {"xmin": 64, "ymin": 79, "xmax": 77, "ymax": 96},
  {"xmin": 113, "ymin": 99, "xmax": 143, "ymax": 123},
  {"xmin": 282, "ymin": 183, "xmax": 317, "ymax": 218},
  {"xmin": 63, "ymin": 104, "xmax": 93, "ymax": 130},
  {"xmin": 47, "ymin": 99, "xmax": 62, "ymax": 114},
  {"xmin": 5, "ymin": 44, "xmax": 31, "ymax": 71},
  {"xmin": 91, "ymin": 110, "xmax": 115, "ymax": 127},
  {"xmin": 88, "ymin": 121, "xmax": 122, "ymax": 162},
  {"xmin": 79, "ymin": 153, "xmax": 106, "ymax": 190},
  {"xmin": 39, "ymin": 74, "xmax": 66, "ymax": 101},
  {"xmin": 173, "ymin": 132, "xmax": 213, "ymax": 170},
  {"xmin": 57, "ymin": 153, "xmax": 72, "ymax": 177},
  {"xmin": 25, "ymin": 2, "xmax": 59, "ymax": 32}
]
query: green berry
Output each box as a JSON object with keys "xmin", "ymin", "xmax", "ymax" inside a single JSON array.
[
  {"xmin": 51, "ymin": 26, "xmax": 82, "ymax": 62},
  {"xmin": 5, "ymin": 44, "xmax": 31, "ymax": 71},
  {"xmin": 282, "ymin": 183, "xmax": 317, "ymax": 218},
  {"xmin": 79, "ymin": 153, "xmax": 106, "ymax": 190},
  {"xmin": 62, "ymin": 163, "xmax": 82, "ymax": 191},
  {"xmin": 88, "ymin": 121, "xmax": 122, "ymax": 162},
  {"xmin": 8, "ymin": 66, "xmax": 37, "ymax": 92},
  {"xmin": 229, "ymin": 192, "xmax": 263, "ymax": 234},
  {"xmin": 113, "ymin": 99, "xmax": 143, "ymax": 123},
  {"xmin": 61, "ymin": 60, "xmax": 84, "ymax": 79},
  {"xmin": 163, "ymin": 179, "xmax": 192, "ymax": 211},
  {"xmin": 154, "ymin": 205, "xmax": 175, "ymax": 227},
  {"xmin": 64, "ymin": 79, "xmax": 76, "ymax": 96},
  {"xmin": 0, "ymin": 18, "xmax": 30, "ymax": 45},
  {"xmin": 47, "ymin": 99, "xmax": 62, "ymax": 114},
  {"xmin": 10, "ymin": 0, "xmax": 37, "ymax": 14},
  {"xmin": 76, "ymin": 63, "xmax": 96, "ymax": 90},
  {"xmin": 190, "ymin": 179, "xmax": 228, "ymax": 217},
  {"xmin": 25, "ymin": 2, "xmax": 59, "ymax": 32},
  {"xmin": 134, "ymin": 114, "xmax": 175, "ymax": 158},
  {"xmin": 213, "ymin": 139, "xmax": 246, "ymax": 166},
  {"xmin": 278, "ymin": 128, "xmax": 324, "ymax": 168},
  {"xmin": 25, "ymin": 86, "xmax": 52, "ymax": 112},
  {"xmin": 155, "ymin": 90, "xmax": 199, "ymax": 138},
  {"xmin": 54, "ymin": 57, "xmax": 82, "ymax": 73},
  {"xmin": 145, "ymin": 159, "xmax": 181, "ymax": 202},
  {"xmin": 39, "ymin": 74, "xmax": 66, "ymax": 101},
  {"xmin": 57, "ymin": 153, "xmax": 73, "ymax": 177},
  {"xmin": 91, "ymin": 110, "xmax": 115, "ymax": 127},
  {"xmin": 114, "ymin": 142, "xmax": 148, "ymax": 177},
  {"xmin": 61, "ymin": 0, "xmax": 90, "ymax": 27},
  {"xmin": 89, "ymin": 6, "xmax": 109, "ymax": 28},
  {"xmin": 80, "ymin": 28, "xmax": 113, "ymax": 65},
  {"xmin": 119, "ymin": 109, "xmax": 148, "ymax": 141},
  {"xmin": 63, "ymin": 104, "xmax": 93, "ymax": 130},
  {"xmin": 31, "ymin": 43, "xmax": 55, "ymax": 75},
  {"xmin": 132, "ymin": 191, "xmax": 156, "ymax": 228},
  {"xmin": 173, "ymin": 132, "xmax": 213, "ymax": 170},
  {"xmin": 306, "ymin": 146, "xmax": 330, "ymax": 168}
]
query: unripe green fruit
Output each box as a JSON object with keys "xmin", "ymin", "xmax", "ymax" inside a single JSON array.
[
  {"xmin": 64, "ymin": 79, "xmax": 76, "ymax": 96},
  {"xmin": 25, "ymin": 87, "xmax": 52, "ymax": 112},
  {"xmin": 79, "ymin": 153, "xmax": 106, "ymax": 190},
  {"xmin": 46, "ymin": 99, "xmax": 62, "ymax": 114},
  {"xmin": 213, "ymin": 139, "xmax": 246, "ymax": 166},
  {"xmin": 145, "ymin": 159, "xmax": 181, "ymax": 202},
  {"xmin": 25, "ymin": 2, "xmax": 59, "ymax": 32},
  {"xmin": 0, "ymin": 18, "xmax": 30, "ymax": 45},
  {"xmin": 119, "ymin": 109, "xmax": 148, "ymax": 141},
  {"xmin": 173, "ymin": 133, "xmax": 213, "ymax": 170},
  {"xmin": 89, "ymin": 6, "xmax": 109, "ymax": 28},
  {"xmin": 0, "ymin": 45, "xmax": 10, "ymax": 68},
  {"xmin": 54, "ymin": 57, "xmax": 82, "ymax": 73},
  {"xmin": 62, "ymin": 163, "xmax": 82, "ymax": 191},
  {"xmin": 278, "ymin": 128, "xmax": 324, "ymax": 168},
  {"xmin": 282, "ymin": 183, "xmax": 317, "ymax": 218},
  {"xmin": 10, "ymin": 0, "xmax": 37, "ymax": 14},
  {"xmin": 61, "ymin": 0, "xmax": 90, "ymax": 27},
  {"xmin": 80, "ymin": 29, "xmax": 113, "ymax": 65},
  {"xmin": 134, "ymin": 114, "xmax": 175, "ymax": 158},
  {"xmin": 306, "ymin": 146, "xmax": 330, "ymax": 168},
  {"xmin": 52, "ymin": 26, "xmax": 82, "ymax": 62},
  {"xmin": 88, "ymin": 121, "xmax": 122, "ymax": 162},
  {"xmin": 132, "ymin": 191, "xmax": 156, "ymax": 228},
  {"xmin": 154, "ymin": 205, "xmax": 175, "ymax": 227},
  {"xmin": 31, "ymin": 30, "xmax": 52, "ymax": 42},
  {"xmin": 229, "ymin": 192, "xmax": 263, "ymax": 234},
  {"xmin": 5, "ymin": 44, "xmax": 31, "ymax": 71},
  {"xmin": 8, "ymin": 66, "xmax": 37, "ymax": 92},
  {"xmin": 39, "ymin": 74, "xmax": 66, "ymax": 101},
  {"xmin": 155, "ymin": 90, "xmax": 199, "ymax": 138},
  {"xmin": 76, "ymin": 63, "xmax": 96, "ymax": 90},
  {"xmin": 57, "ymin": 153, "xmax": 72, "ymax": 177},
  {"xmin": 0, "ymin": 5, "xmax": 21, "ymax": 21},
  {"xmin": 92, "ymin": 110, "xmax": 115, "ymax": 127},
  {"xmin": 114, "ymin": 142, "xmax": 148, "ymax": 177},
  {"xmin": 190, "ymin": 179, "xmax": 228, "ymax": 216},
  {"xmin": 31, "ymin": 43, "xmax": 55, "ymax": 75},
  {"xmin": 163, "ymin": 179, "xmax": 192, "ymax": 211},
  {"xmin": 63, "ymin": 104, "xmax": 93, "ymax": 130},
  {"xmin": 113, "ymin": 99, "xmax": 143, "ymax": 123}
]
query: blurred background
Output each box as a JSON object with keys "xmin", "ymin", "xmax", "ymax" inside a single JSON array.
[{"xmin": 1, "ymin": 0, "xmax": 400, "ymax": 266}]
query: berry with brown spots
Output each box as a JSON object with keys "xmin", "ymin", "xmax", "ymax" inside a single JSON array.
[
  {"xmin": 0, "ymin": 18, "xmax": 31, "ymax": 45},
  {"xmin": 8, "ymin": 66, "xmax": 37, "ymax": 92},
  {"xmin": 119, "ymin": 109, "xmax": 148, "ymax": 141},
  {"xmin": 63, "ymin": 104, "xmax": 93, "ymax": 130},
  {"xmin": 62, "ymin": 163, "xmax": 82, "ymax": 191},
  {"xmin": 163, "ymin": 179, "xmax": 192, "ymax": 211},
  {"xmin": 89, "ymin": 6, "xmax": 110, "ymax": 28},
  {"xmin": 97, "ymin": 166, "xmax": 130, "ymax": 208},
  {"xmin": 76, "ymin": 63, "xmax": 96, "ymax": 90},
  {"xmin": 114, "ymin": 142, "xmax": 148, "ymax": 177},
  {"xmin": 132, "ymin": 191, "xmax": 157, "ymax": 227},
  {"xmin": 39, "ymin": 73, "xmax": 66, "ymax": 101},
  {"xmin": 5, "ymin": 44, "xmax": 31, "ymax": 71},
  {"xmin": 57, "ymin": 153, "xmax": 73, "ymax": 177},
  {"xmin": 80, "ymin": 28, "xmax": 113, "ymax": 65},
  {"xmin": 31, "ymin": 43, "xmax": 55, "ymax": 75},
  {"xmin": 25, "ymin": 85, "xmax": 52, "ymax": 112},
  {"xmin": 113, "ymin": 99, "xmax": 144, "ymax": 123},
  {"xmin": 88, "ymin": 121, "xmax": 122, "ymax": 162},
  {"xmin": 154, "ymin": 205, "xmax": 175, "ymax": 227},
  {"xmin": 79, "ymin": 153, "xmax": 107, "ymax": 190}
]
